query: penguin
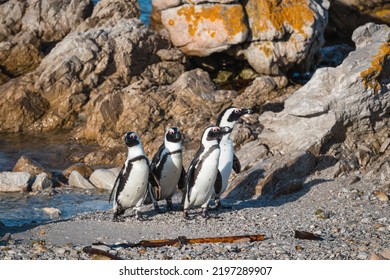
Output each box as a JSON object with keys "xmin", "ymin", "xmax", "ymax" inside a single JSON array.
[
  {"xmin": 213, "ymin": 107, "xmax": 253, "ymax": 209},
  {"xmin": 146, "ymin": 127, "xmax": 186, "ymax": 211},
  {"xmin": 183, "ymin": 125, "xmax": 231, "ymax": 219},
  {"xmin": 109, "ymin": 132, "xmax": 150, "ymax": 221}
]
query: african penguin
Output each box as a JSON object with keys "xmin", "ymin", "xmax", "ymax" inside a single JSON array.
[
  {"xmin": 146, "ymin": 127, "xmax": 186, "ymax": 211},
  {"xmin": 109, "ymin": 132, "xmax": 150, "ymax": 221},
  {"xmin": 213, "ymin": 107, "xmax": 253, "ymax": 209},
  {"xmin": 183, "ymin": 125, "xmax": 231, "ymax": 219}
]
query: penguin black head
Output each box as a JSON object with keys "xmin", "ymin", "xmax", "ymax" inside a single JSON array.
[
  {"xmin": 203, "ymin": 126, "xmax": 231, "ymax": 143},
  {"xmin": 124, "ymin": 132, "xmax": 140, "ymax": 147},
  {"xmin": 216, "ymin": 107, "xmax": 253, "ymax": 128},
  {"xmin": 165, "ymin": 127, "xmax": 182, "ymax": 143}
]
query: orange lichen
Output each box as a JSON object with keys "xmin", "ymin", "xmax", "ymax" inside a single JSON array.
[
  {"xmin": 176, "ymin": 5, "xmax": 246, "ymax": 38},
  {"xmin": 168, "ymin": 19, "xmax": 175, "ymax": 26},
  {"xmin": 360, "ymin": 42, "xmax": 390, "ymax": 94},
  {"xmin": 245, "ymin": 0, "xmax": 315, "ymax": 37},
  {"xmin": 257, "ymin": 41, "xmax": 273, "ymax": 57}
]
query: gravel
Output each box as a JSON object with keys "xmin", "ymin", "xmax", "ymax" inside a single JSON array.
[{"xmin": 1, "ymin": 172, "xmax": 389, "ymax": 260}]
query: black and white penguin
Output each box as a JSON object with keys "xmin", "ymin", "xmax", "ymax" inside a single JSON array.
[
  {"xmin": 146, "ymin": 127, "xmax": 186, "ymax": 211},
  {"xmin": 109, "ymin": 132, "xmax": 150, "ymax": 221},
  {"xmin": 183, "ymin": 125, "xmax": 231, "ymax": 219},
  {"xmin": 213, "ymin": 107, "xmax": 253, "ymax": 209}
]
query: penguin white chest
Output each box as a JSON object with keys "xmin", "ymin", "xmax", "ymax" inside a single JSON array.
[
  {"xmin": 189, "ymin": 149, "xmax": 221, "ymax": 207},
  {"xmin": 160, "ymin": 153, "xmax": 182, "ymax": 198},
  {"xmin": 218, "ymin": 139, "xmax": 234, "ymax": 191},
  {"xmin": 117, "ymin": 160, "xmax": 149, "ymax": 208}
]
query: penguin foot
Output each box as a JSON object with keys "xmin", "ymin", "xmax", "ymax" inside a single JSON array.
[
  {"xmin": 183, "ymin": 210, "xmax": 192, "ymax": 220},
  {"xmin": 135, "ymin": 211, "xmax": 147, "ymax": 221},
  {"xmin": 201, "ymin": 208, "xmax": 210, "ymax": 219},
  {"xmin": 154, "ymin": 203, "xmax": 165, "ymax": 214},
  {"xmin": 166, "ymin": 200, "xmax": 177, "ymax": 211}
]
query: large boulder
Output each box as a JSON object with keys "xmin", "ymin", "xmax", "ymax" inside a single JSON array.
[
  {"xmin": 0, "ymin": 172, "xmax": 31, "ymax": 192},
  {"xmin": 0, "ymin": 19, "xmax": 183, "ymax": 133},
  {"xmin": 153, "ymin": 0, "xmax": 329, "ymax": 75},
  {"xmin": 0, "ymin": 0, "xmax": 93, "ymax": 77},
  {"xmin": 160, "ymin": 3, "xmax": 248, "ymax": 56},
  {"xmin": 225, "ymin": 23, "xmax": 390, "ymax": 200},
  {"xmin": 74, "ymin": 68, "xmax": 237, "ymax": 155}
]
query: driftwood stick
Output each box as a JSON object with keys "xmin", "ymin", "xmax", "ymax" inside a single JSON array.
[{"xmin": 91, "ymin": 233, "xmax": 266, "ymax": 249}]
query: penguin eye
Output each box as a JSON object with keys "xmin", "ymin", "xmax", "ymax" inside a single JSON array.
[
  {"xmin": 168, "ymin": 129, "xmax": 174, "ymax": 135},
  {"xmin": 212, "ymin": 127, "xmax": 220, "ymax": 132},
  {"xmin": 129, "ymin": 134, "xmax": 137, "ymax": 139},
  {"xmin": 234, "ymin": 108, "xmax": 242, "ymax": 113}
]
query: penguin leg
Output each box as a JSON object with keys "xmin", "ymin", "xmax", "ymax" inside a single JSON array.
[
  {"xmin": 166, "ymin": 197, "xmax": 176, "ymax": 211},
  {"xmin": 201, "ymin": 207, "xmax": 210, "ymax": 219},
  {"xmin": 112, "ymin": 207, "xmax": 125, "ymax": 222},
  {"xmin": 183, "ymin": 209, "xmax": 193, "ymax": 220},
  {"xmin": 153, "ymin": 202, "xmax": 165, "ymax": 214}
]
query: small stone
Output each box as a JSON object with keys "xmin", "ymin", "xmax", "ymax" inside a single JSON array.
[
  {"xmin": 32, "ymin": 173, "xmax": 53, "ymax": 191},
  {"xmin": 369, "ymin": 253, "xmax": 387, "ymax": 260},
  {"xmin": 357, "ymin": 252, "xmax": 369, "ymax": 260},
  {"xmin": 379, "ymin": 138, "xmax": 390, "ymax": 153},
  {"xmin": 380, "ymin": 248, "xmax": 390, "ymax": 259},
  {"xmin": 372, "ymin": 191, "xmax": 389, "ymax": 202},
  {"xmin": 42, "ymin": 207, "xmax": 61, "ymax": 219},
  {"xmin": 361, "ymin": 217, "xmax": 370, "ymax": 224}
]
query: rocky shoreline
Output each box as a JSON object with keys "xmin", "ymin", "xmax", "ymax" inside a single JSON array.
[{"xmin": 1, "ymin": 171, "xmax": 389, "ymax": 260}]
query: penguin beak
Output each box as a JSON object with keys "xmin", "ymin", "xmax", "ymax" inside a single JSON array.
[{"xmin": 220, "ymin": 126, "xmax": 232, "ymax": 135}]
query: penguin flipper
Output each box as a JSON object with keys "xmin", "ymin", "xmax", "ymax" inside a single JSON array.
[
  {"xmin": 177, "ymin": 166, "xmax": 187, "ymax": 190},
  {"xmin": 233, "ymin": 153, "xmax": 241, "ymax": 174},
  {"xmin": 109, "ymin": 165, "xmax": 125, "ymax": 203},
  {"xmin": 150, "ymin": 144, "xmax": 165, "ymax": 174},
  {"xmin": 185, "ymin": 158, "xmax": 198, "ymax": 202},
  {"xmin": 147, "ymin": 168, "xmax": 162, "ymax": 202},
  {"xmin": 214, "ymin": 170, "xmax": 223, "ymax": 195}
]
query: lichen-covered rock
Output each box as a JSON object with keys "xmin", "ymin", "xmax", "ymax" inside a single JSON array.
[
  {"xmin": 240, "ymin": 0, "xmax": 329, "ymax": 75},
  {"xmin": 225, "ymin": 23, "xmax": 390, "ymax": 199},
  {"xmin": 160, "ymin": 4, "xmax": 248, "ymax": 56},
  {"xmin": 154, "ymin": 0, "xmax": 328, "ymax": 74},
  {"xmin": 62, "ymin": 163, "xmax": 94, "ymax": 179}
]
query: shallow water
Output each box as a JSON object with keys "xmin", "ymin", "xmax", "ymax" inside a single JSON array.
[
  {"xmin": 0, "ymin": 189, "xmax": 111, "ymax": 227},
  {"xmin": 0, "ymin": 131, "xmax": 112, "ymax": 227}
]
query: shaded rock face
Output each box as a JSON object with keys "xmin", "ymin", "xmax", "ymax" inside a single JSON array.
[
  {"xmin": 0, "ymin": 0, "xmax": 93, "ymax": 79},
  {"xmin": 0, "ymin": 19, "xmax": 183, "ymax": 133},
  {"xmin": 75, "ymin": 68, "xmax": 238, "ymax": 155},
  {"xmin": 224, "ymin": 23, "xmax": 390, "ymax": 200},
  {"xmin": 328, "ymin": 0, "xmax": 390, "ymax": 41},
  {"xmin": 153, "ymin": 0, "xmax": 329, "ymax": 75}
]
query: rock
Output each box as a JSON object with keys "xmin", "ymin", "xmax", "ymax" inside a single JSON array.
[
  {"xmin": 0, "ymin": 19, "xmax": 175, "ymax": 133},
  {"xmin": 62, "ymin": 163, "xmax": 94, "ymax": 179},
  {"xmin": 226, "ymin": 22, "xmax": 390, "ymax": 199},
  {"xmin": 0, "ymin": 172, "xmax": 31, "ymax": 192},
  {"xmin": 356, "ymin": 251, "xmax": 369, "ymax": 260},
  {"xmin": 31, "ymin": 173, "xmax": 53, "ymax": 191},
  {"xmin": 89, "ymin": 168, "xmax": 120, "ymax": 190},
  {"xmin": 160, "ymin": 4, "xmax": 248, "ymax": 56},
  {"xmin": 12, "ymin": 156, "xmax": 50, "ymax": 177},
  {"xmin": 240, "ymin": 0, "xmax": 329, "ymax": 75},
  {"xmin": 369, "ymin": 253, "xmax": 387, "ymax": 260},
  {"xmin": 327, "ymin": 0, "xmax": 390, "ymax": 40},
  {"xmin": 75, "ymin": 68, "xmax": 236, "ymax": 155},
  {"xmin": 379, "ymin": 138, "xmax": 390, "ymax": 153},
  {"xmin": 0, "ymin": 0, "xmax": 93, "ymax": 77},
  {"xmin": 77, "ymin": 0, "xmax": 140, "ymax": 31},
  {"xmin": 372, "ymin": 191, "xmax": 389, "ymax": 203},
  {"xmin": 42, "ymin": 207, "xmax": 61, "ymax": 219},
  {"xmin": 380, "ymin": 248, "xmax": 390, "ymax": 259},
  {"xmin": 68, "ymin": 170, "xmax": 96, "ymax": 190}
]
